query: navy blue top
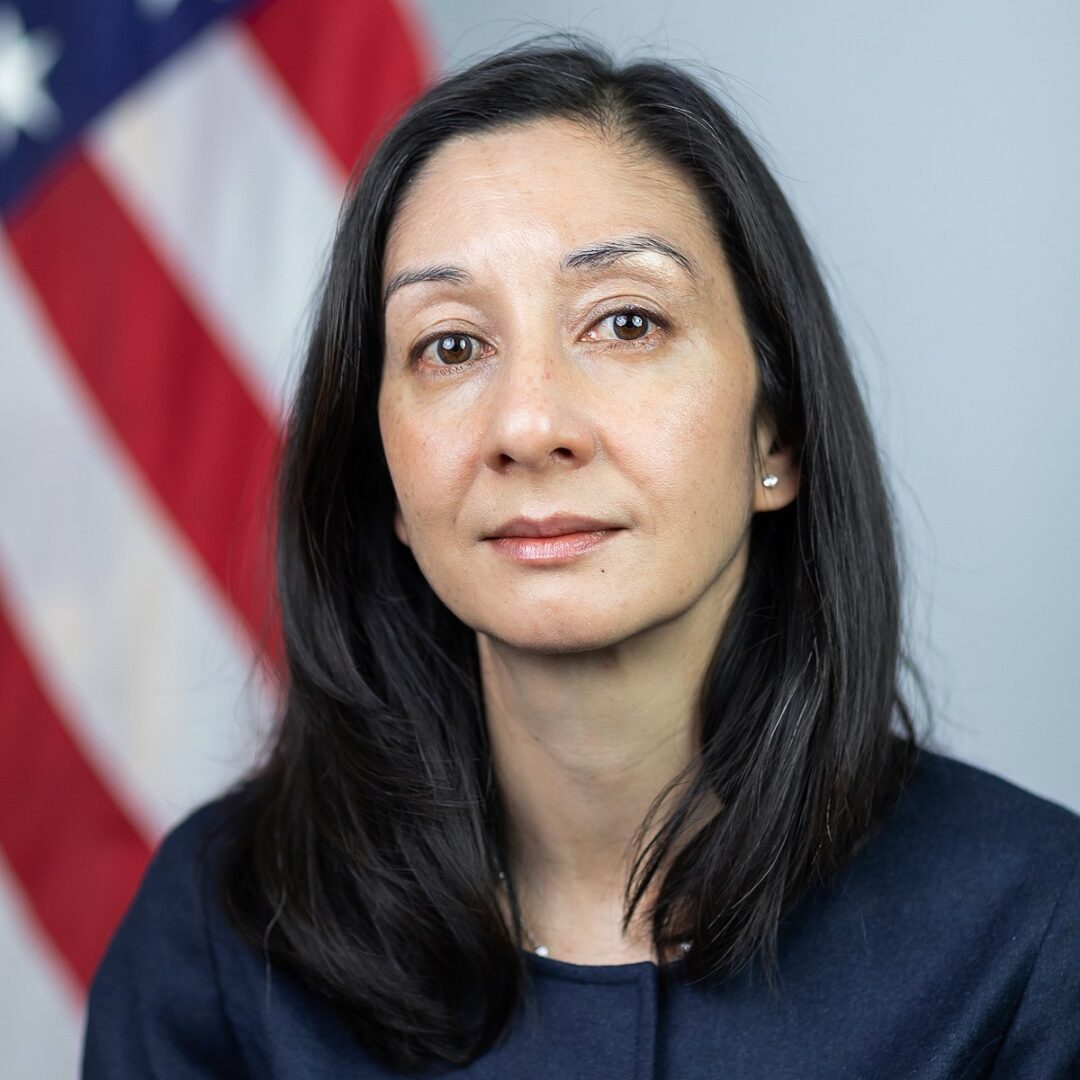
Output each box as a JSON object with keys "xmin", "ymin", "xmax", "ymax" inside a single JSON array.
[{"xmin": 82, "ymin": 750, "xmax": 1080, "ymax": 1078}]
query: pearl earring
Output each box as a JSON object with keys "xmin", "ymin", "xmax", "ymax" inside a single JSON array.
[{"xmin": 761, "ymin": 474, "xmax": 780, "ymax": 488}]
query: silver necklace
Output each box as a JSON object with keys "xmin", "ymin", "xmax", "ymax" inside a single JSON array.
[{"xmin": 496, "ymin": 867, "xmax": 693, "ymax": 961}]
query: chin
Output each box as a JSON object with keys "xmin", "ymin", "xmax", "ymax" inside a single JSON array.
[
  {"xmin": 489, "ymin": 628, "xmax": 623, "ymax": 655},
  {"xmin": 473, "ymin": 601, "xmax": 646, "ymax": 655}
]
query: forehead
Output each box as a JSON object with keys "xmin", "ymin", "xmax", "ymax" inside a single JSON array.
[{"xmin": 383, "ymin": 117, "xmax": 722, "ymax": 279}]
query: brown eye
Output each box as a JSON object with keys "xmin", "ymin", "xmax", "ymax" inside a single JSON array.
[
  {"xmin": 611, "ymin": 310, "xmax": 649, "ymax": 340},
  {"xmin": 434, "ymin": 334, "xmax": 475, "ymax": 364},
  {"xmin": 585, "ymin": 306, "xmax": 666, "ymax": 348}
]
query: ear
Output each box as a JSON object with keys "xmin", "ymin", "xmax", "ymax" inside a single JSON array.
[
  {"xmin": 393, "ymin": 500, "xmax": 410, "ymax": 547},
  {"xmin": 751, "ymin": 414, "xmax": 800, "ymax": 513}
]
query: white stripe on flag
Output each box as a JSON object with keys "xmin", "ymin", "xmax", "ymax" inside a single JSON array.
[
  {"xmin": 0, "ymin": 235, "xmax": 271, "ymax": 837},
  {"xmin": 87, "ymin": 18, "xmax": 346, "ymax": 418},
  {"xmin": 0, "ymin": 854, "xmax": 82, "ymax": 1080}
]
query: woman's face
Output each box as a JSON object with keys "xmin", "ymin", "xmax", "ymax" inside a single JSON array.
[{"xmin": 378, "ymin": 118, "xmax": 797, "ymax": 653}]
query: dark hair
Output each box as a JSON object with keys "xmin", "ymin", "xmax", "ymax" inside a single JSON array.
[{"xmin": 219, "ymin": 36, "xmax": 929, "ymax": 1074}]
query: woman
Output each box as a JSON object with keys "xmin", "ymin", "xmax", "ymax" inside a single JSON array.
[{"xmin": 82, "ymin": 40, "xmax": 1080, "ymax": 1079}]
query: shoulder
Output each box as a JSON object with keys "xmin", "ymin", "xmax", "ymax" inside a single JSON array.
[
  {"xmin": 136, "ymin": 792, "xmax": 242, "ymax": 907},
  {"xmin": 888, "ymin": 746, "xmax": 1080, "ymax": 869},
  {"xmin": 96, "ymin": 788, "xmax": 244, "ymax": 952},
  {"xmin": 838, "ymin": 745, "xmax": 1080, "ymax": 950},
  {"xmin": 82, "ymin": 792, "xmax": 249, "ymax": 1078},
  {"xmin": 881, "ymin": 749, "xmax": 1080, "ymax": 1074},
  {"xmin": 100, "ymin": 790, "xmax": 246, "ymax": 954}
]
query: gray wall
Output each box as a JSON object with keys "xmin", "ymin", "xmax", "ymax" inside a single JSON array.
[{"xmin": 413, "ymin": 0, "xmax": 1080, "ymax": 811}]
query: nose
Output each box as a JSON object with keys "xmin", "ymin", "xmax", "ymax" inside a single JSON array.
[{"xmin": 480, "ymin": 343, "xmax": 596, "ymax": 474}]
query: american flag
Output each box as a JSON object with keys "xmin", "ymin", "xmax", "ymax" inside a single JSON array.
[{"xmin": 0, "ymin": 1, "xmax": 426, "ymax": 1073}]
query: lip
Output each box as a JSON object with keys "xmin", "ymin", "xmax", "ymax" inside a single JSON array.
[
  {"xmin": 485, "ymin": 514, "xmax": 624, "ymax": 539},
  {"xmin": 483, "ymin": 515, "xmax": 625, "ymax": 565}
]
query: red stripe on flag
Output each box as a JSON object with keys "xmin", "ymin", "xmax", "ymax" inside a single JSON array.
[
  {"xmin": 0, "ymin": 575, "xmax": 153, "ymax": 989},
  {"xmin": 244, "ymin": 0, "xmax": 429, "ymax": 176},
  {"xmin": 7, "ymin": 152, "xmax": 283, "ymax": 672}
]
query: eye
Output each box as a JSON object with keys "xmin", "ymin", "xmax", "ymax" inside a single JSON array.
[
  {"xmin": 590, "ymin": 306, "xmax": 664, "ymax": 343},
  {"xmin": 415, "ymin": 332, "xmax": 485, "ymax": 367},
  {"xmin": 411, "ymin": 306, "xmax": 665, "ymax": 372}
]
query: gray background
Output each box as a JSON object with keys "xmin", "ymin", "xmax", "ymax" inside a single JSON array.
[{"xmin": 412, "ymin": 0, "xmax": 1079, "ymax": 811}]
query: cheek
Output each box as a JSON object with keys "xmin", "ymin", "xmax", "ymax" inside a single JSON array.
[
  {"xmin": 630, "ymin": 366, "xmax": 755, "ymax": 523},
  {"xmin": 378, "ymin": 394, "xmax": 425, "ymax": 510},
  {"xmin": 379, "ymin": 400, "xmax": 470, "ymax": 525}
]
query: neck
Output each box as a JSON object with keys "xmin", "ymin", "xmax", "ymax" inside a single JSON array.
[{"xmin": 479, "ymin": 576, "xmax": 735, "ymax": 962}]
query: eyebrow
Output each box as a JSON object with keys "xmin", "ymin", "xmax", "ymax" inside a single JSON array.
[{"xmin": 382, "ymin": 233, "xmax": 695, "ymax": 305}]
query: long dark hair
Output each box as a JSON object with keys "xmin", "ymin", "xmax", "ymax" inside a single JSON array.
[{"xmin": 219, "ymin": 37, "xmax": 929, "ymax": 1073}]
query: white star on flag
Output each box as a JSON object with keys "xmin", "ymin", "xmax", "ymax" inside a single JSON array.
[{"xmin": 0, "ymin": 4, "xmax": 62, "ymax": 156}]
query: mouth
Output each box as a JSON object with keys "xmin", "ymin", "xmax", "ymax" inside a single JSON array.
[
  {"xmin": 482, "ymin": 513, "xmax": 626, "ymax": 565},
  {"xmin": 486, "ymin": 509, "xmax": 622, "ymax": 535}
]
